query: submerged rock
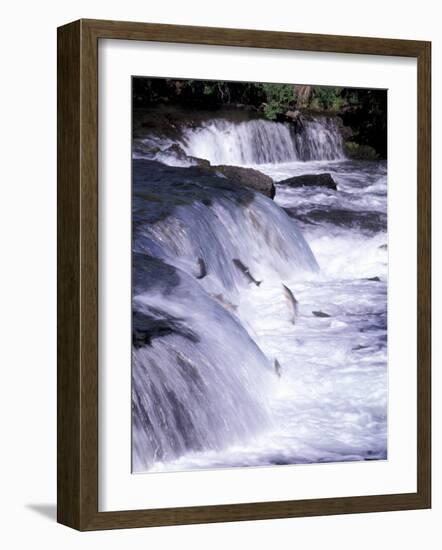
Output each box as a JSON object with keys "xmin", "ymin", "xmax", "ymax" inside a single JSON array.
[
  {"xmin": 284, "ymin": 207, "xmax": 387, "ymax": 235},
  {"xmin": 209, "ymin": 165, "xmax": 276, "ymax": 199},
  {"xmin": 163, "ymin": 143, "xmax": 189, "ymax": 161},
  {"xmin": 278, "ymin": 173, "xmax": 338, "ymax": 191},
  {"xmin": 132, "ymin": 308, "xmax": 199, "ymax": 349}
]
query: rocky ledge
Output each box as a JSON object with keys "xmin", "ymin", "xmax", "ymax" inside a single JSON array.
[
  {"xmin": 278, "ymin": 173, "xmax": 337, "ymax": 191},
  {"xmin": 208, "ymin": 165, "xmax": 275, "ymax": 199}
]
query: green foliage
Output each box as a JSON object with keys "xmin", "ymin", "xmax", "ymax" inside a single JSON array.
[
  {"xmin": 203, "ymin": 83, "xmax": 216, "ymax": 95},
  {"xmin": 341, "ymin": 88, "xmax": 387, "ymax": 158},
  {"xmin": 260, "ymin": 83, "xmax": 295, "ymax": 120},
  {"xmin": 262, "ymin": 103, "xmax": 281, "ymax": 120},
  {"xmin": 313, "ymin": 87, "xmax": 343, "ymax": 111},
  {"xmin": 346, "ymin": 91, "xmax": 359, "ymax": 105},
  {"xmin": 344, "ymin": 141, "xmax": 378, "ymax": 160}
]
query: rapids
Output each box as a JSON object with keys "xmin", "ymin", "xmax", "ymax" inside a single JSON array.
[{"xmin": 132, "ymin": 112, "xmax": 387, "ymax": 472}]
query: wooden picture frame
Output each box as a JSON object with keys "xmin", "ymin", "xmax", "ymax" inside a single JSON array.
[{"xmin": 57, "ymin": 18, "xmax": 431, "ymax": 531}]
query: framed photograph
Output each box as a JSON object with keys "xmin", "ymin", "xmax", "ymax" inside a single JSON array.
[{"xmin": 57, "ymin": 19, "xmax": 431, "ymax": 530}]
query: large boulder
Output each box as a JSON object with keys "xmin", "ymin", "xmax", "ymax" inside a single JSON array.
[
  {"xmin": 210, "ymin": 165, "xmax": 276, "ymax": 199},
  {"xmin": 278, "ymin": 173, "xmax": 337, "ymax": 191}
]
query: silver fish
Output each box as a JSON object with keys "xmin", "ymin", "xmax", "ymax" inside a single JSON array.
[
  {"xmin": 282, "ymin": 283, "xmax": 299, "ymax": 324},
  {"xmin": 233, "ymin": 258, "xmax": 262, "ymax": 287}
]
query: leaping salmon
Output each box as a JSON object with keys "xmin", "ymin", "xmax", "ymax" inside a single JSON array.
[
  {"xmin": 274, "ymin": 358, "xmax": 282, "ymax": 378},
  {"xmin": 312, "ymin": 310, "xmax": 331, "ymax": 318},
  {"xmin": 282, "ymin": 283, "xmax": 299, "ymax": 324},
  {"xmin": 196, "ymin": 257, "xmax": 207, "ymax": 279},
  {"xmin": 232, "ymin": 259, "xmax": 262, "ymax": 287}
]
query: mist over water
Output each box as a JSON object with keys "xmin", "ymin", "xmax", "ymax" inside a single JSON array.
[{"xmin": 132, "ymin": 113, "xmax": 387, "ymax": 473}]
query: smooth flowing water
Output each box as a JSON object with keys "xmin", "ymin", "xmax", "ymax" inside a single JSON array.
[{"xmin": 132, "ymin": 113, "xmax": 387, "ymax": 473}]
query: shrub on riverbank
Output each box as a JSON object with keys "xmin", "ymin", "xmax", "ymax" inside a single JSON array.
[{"xmin": 344, "ymin": 142, "xmax": 379, "ymax": 160}]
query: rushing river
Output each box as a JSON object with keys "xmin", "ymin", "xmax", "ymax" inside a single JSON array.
[{"xmin": 132, "ymin": 112, "xmax": 387, "ymax": 473}]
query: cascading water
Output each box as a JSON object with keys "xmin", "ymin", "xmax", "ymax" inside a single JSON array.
[
  {"xmin": 182, "ymin": 119, "xmax": 298, "ymax": 165},
  {"xmin": 180, "ymin": 117, "xmax": 344, "ymax": 165},
  {"xmin": 132, "ymin": 109, "xmax": 387, "ymax": 473},
  {"xmin": 291, "ymin": 117, "xmax": 346, "ymax": 161},
  {"xmin": 133, "ymin": 115, "xmax": 345, "ymax": 167},
  {"xmin": 132, "ymin": 160, "xmax": 318, "ymax": 471},
  {"xmin": 132, "ymin": 263, "xmax": 275, "ymax": 471}
]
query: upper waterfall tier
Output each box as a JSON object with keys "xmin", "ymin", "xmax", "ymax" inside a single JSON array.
[{"xmin": 180, "ymin": 116, "xmax": 345, "ymax": 165}]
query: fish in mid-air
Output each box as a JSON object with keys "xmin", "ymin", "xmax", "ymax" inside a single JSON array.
[
  {"xmin": 312, "ymin": 310, "xmax": 331, "ymax": 318},
  {"xmin": 196, "ymin": 257, "xmax": 207, "ymax": 279},
  {"xmin": 232, "ymin": 258, "xmax": 262, "ymax": 287},
  {"xmin": 274, "ymin": 358, "xmax": 282, "ymax": 378},
  {"xmin": 282, "ymin": 283, "xmax": 299, "ymax": 324}
]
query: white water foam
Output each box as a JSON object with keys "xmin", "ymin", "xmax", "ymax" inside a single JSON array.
[
  {"xmin": 132, "ymin": 116, "xmax": 387, "ymax": 473},
  {"xmin": 181, "ymin": 117, "xmax": 344, "ymax": 165}
]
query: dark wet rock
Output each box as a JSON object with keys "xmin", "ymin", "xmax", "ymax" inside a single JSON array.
[
  {"xmin": 133, "ymin": 308, "xmax": 199, "ymax": 349},
  {"xmin": 284, "ymin": 207, "xmax": 387, "ymax": 234},
  {"xmin": 209, "ymin": 165, "xmax": 276, "ymax": 199},
  {"xmin": 165, "ymin": 143, "xmax": 185, "ymax": 155},
  {"xmin": 278, "ymin": 173, "xmax": 338, "ymax": 191},
  {"xmin": 340, "ymin": 123, "xmax": 354, "ymax": 141},
  {"xmin": 235, "ymin": 103, "xmax": 257, "ymax": 111},
  {"xmin": 132, "ymin": 253, "xmax": 181, "ymax": 296},
  {"xmin": 288, "ymin": 112, "xmax": 306, "ymax": 132},
  {"xmin": 366, "ymin": 276, "xmax": 381, "ymax": 282},
  {"xmin": 132, "ymin": 109, "xmax": 183, "ymax": 140},
  {"xmin": 285, "ymin": 109, "xmax": 301, "ymax": 121},
  {"xmin": 132, "ymin": 140, "xmax": 160, "ymax": 159},
  {"xmin": 189, "ymin": 156, "xmax": 211, "ymax": 169},
  {"xmin": 312, "ymin": 311, "xmax": 331, "ymax": 318},
  {"xmin": 163, "ymin": 143, "xmax": 188, "ymax": 161},
  {"xmin": 378, "ymin": 244, "xmax": 388, "ymax": 250},
  {"xmin": 153, "ymin": 142, "xmax": 212, "ymax": 169},
  {"xmin": 164, "ymin": 145, "xmax": 211, "ymax": 168},
  {"xmin": 133, "ymin": 159, "xmax": 256, "ymax": 227}
]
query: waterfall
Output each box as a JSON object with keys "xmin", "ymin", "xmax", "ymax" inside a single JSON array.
[
  {"xmin": 292, "ymin": 117, "xmax": 346, "ymax": 161},
  {"xmin": 180, "ymin": 116, "xmax": 344, "ymax": 165},
  {"xmin": 132, "ymin": 160, "xmax": 319, "ymax": 471},
  {"xmin": 132, "ymin": 263, "xmax": 275, "ymax": 472},
  {"xmin": 131, "ymin": 103, "xmax": 388, "ymax": 471}
]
